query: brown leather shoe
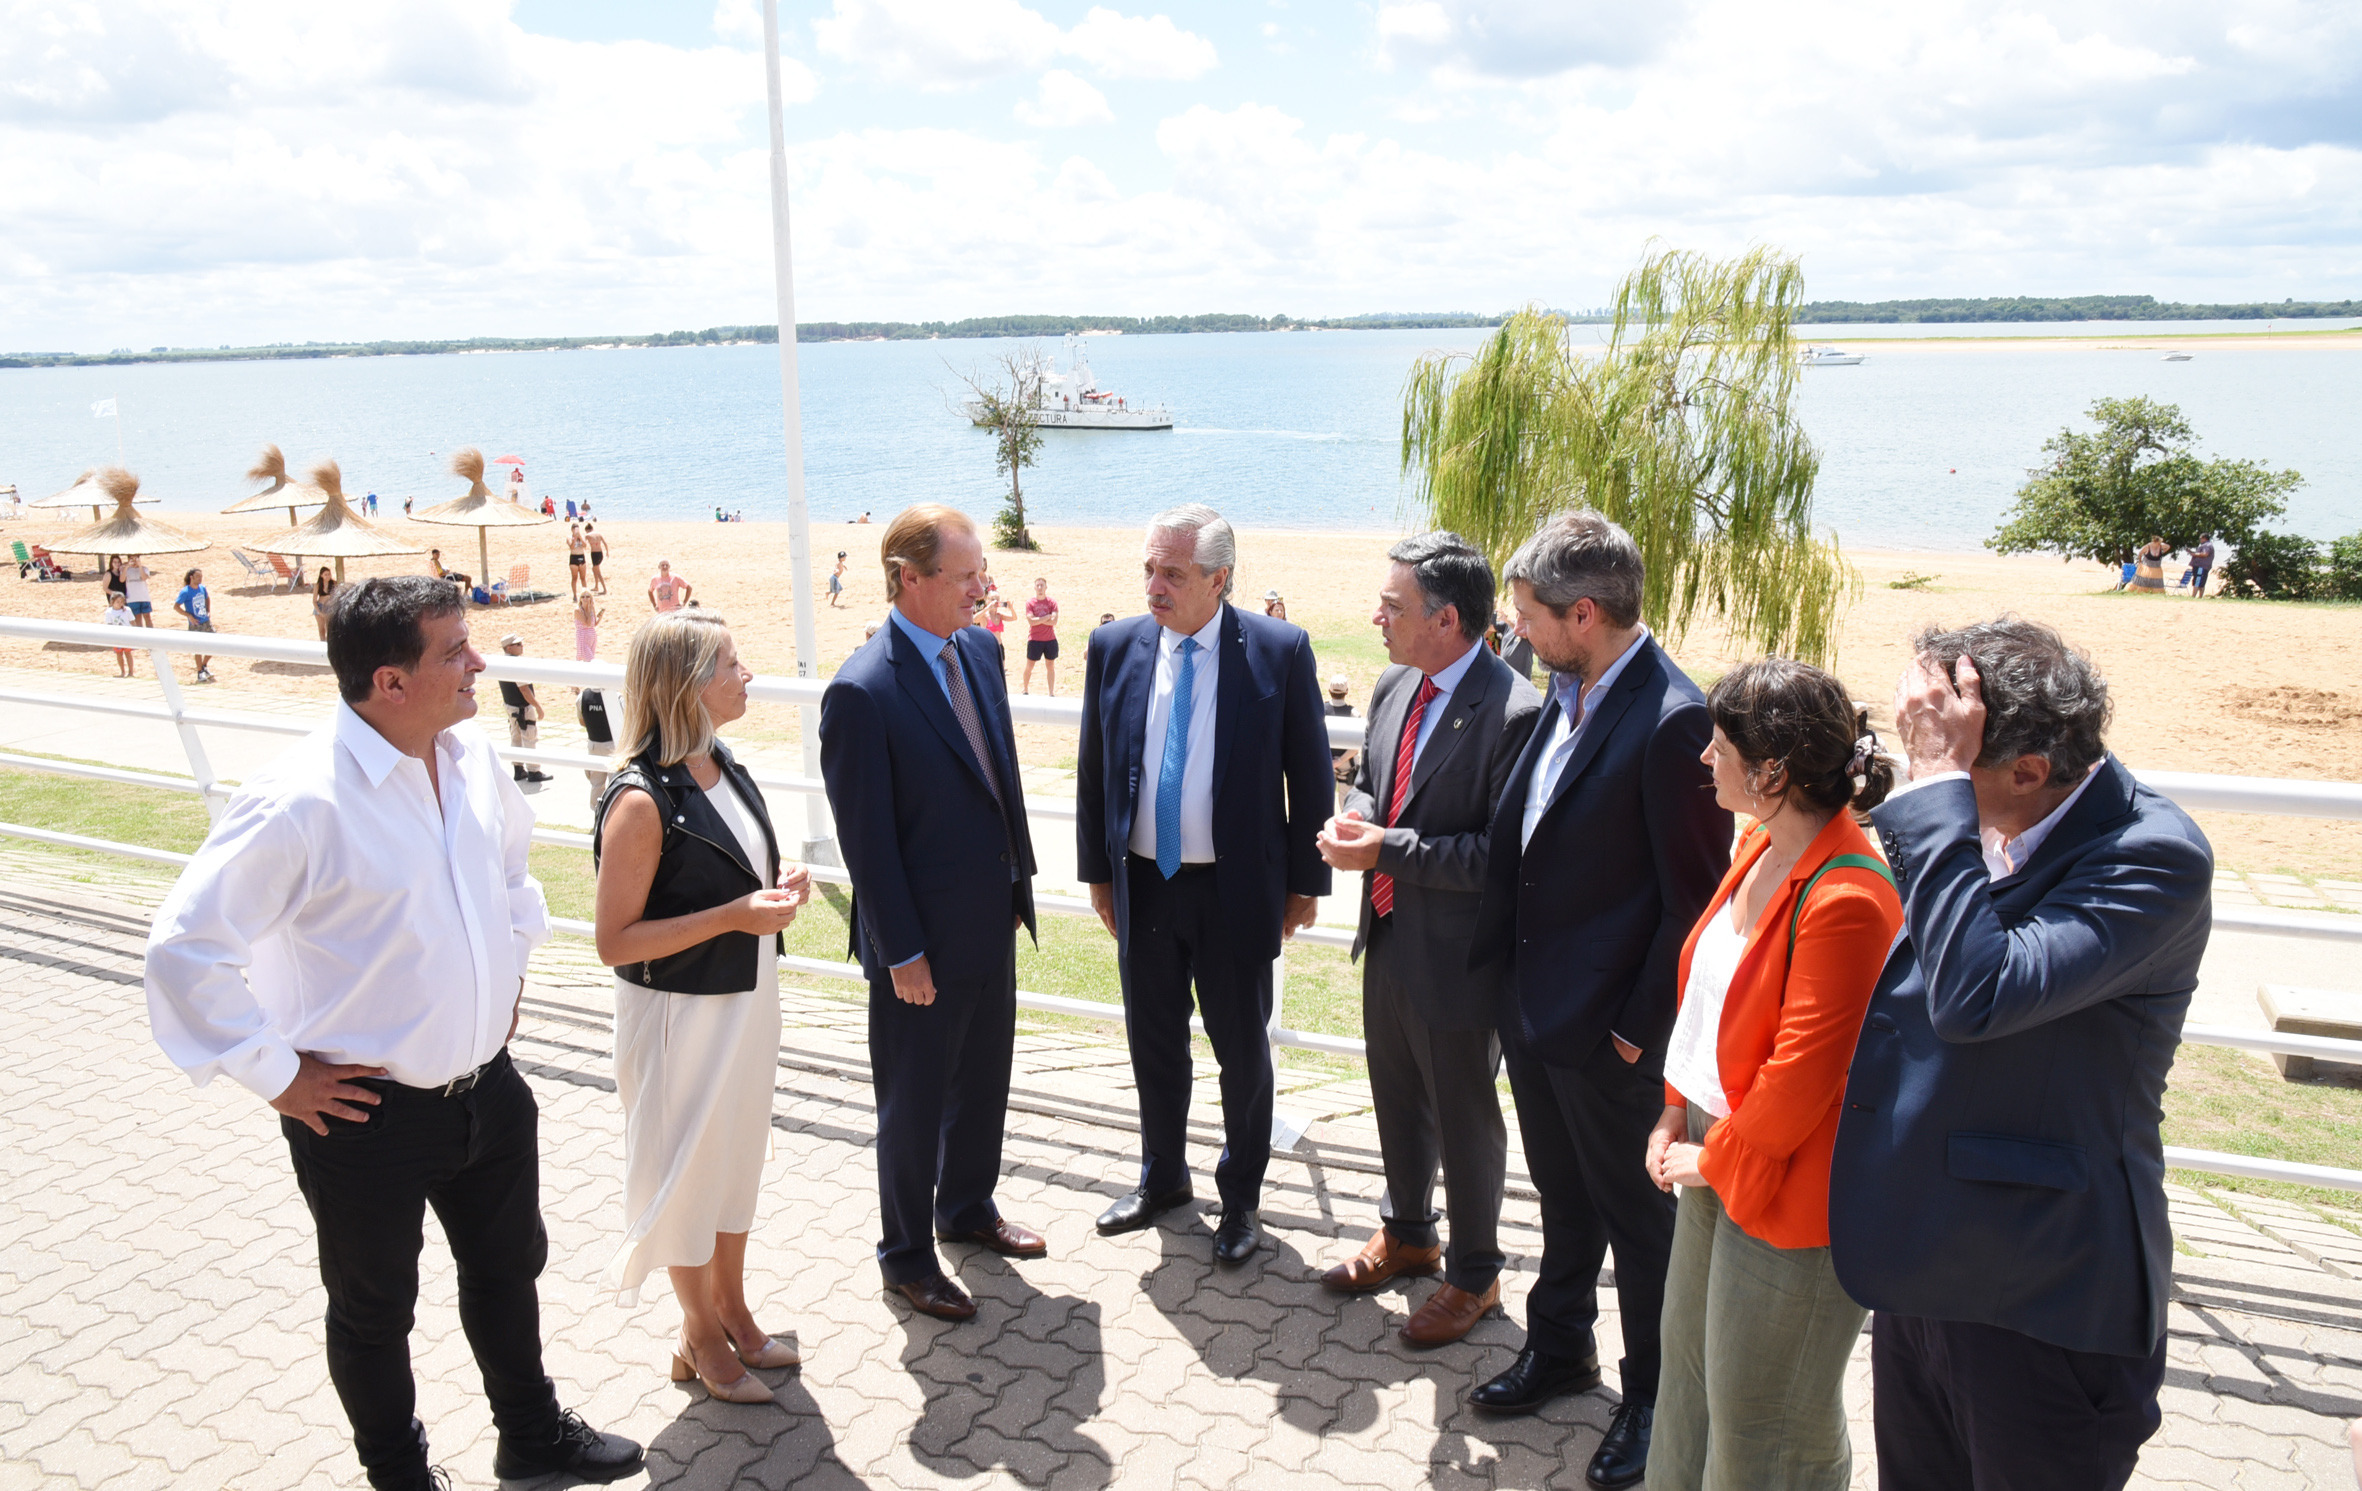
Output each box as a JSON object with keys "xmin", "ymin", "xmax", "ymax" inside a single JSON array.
[
  {"xmin": 1400, "ymin": 1279, "xmax": 1500, "ymax": 1347},
  {"xmin": 1320, "ymin": 1228, "xmax": 1443, "ymax": 1294},
  {"xmin": 887, "ymin": 1275, "xmax": 977, "ymax": 1322},
  {"xmin": 938, "ymin": 1219, "xmax": 1048, "ymax": 1258}
]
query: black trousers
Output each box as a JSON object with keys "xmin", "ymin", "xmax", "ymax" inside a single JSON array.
[
  {"xmin": 868, "ymin": 940, "xmax": 1017, "ymax": 1286},
  {"xmin": 1502, "ymin": 1039, "xmax": 1677, "ymax": 1405},
  {"xmin": 1120, "ymin": 855, "xmax": 1274, "ymax": 1217},
  {"xmin": 1364, "ymin": 917, "xmax": 1507, "ymax": 1292},
  {"xmin": 281, "ymin": 1051, "xmax": 559, "ymax": 1491},
  {"xmin": 1872, "ymin": 1313, "xmax": 2168, "ymax": 1491}
]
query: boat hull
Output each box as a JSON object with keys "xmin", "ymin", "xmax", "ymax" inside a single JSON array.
[{"xmin": 968, "ymin": 405, "xmax": 1173, "ymax": 431}]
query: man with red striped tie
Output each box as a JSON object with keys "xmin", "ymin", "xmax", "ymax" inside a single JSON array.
[{"xmin": 1316, "ymin": 532, "xmax": 1542, "ymax": 1345}]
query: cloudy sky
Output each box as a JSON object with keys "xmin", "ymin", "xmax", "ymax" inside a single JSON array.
[{"xmin": 5, "ymin": 0, "xmax": 2358, "ymax": 349}]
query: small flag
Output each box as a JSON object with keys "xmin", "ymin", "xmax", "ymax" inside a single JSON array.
[{"xmin": 91, "ymin": 398, "xmax": 117, "ymax": 417}]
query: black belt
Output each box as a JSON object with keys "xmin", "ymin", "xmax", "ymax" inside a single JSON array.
[
  {"xmin": 392, "ymin": 1048, "xmax": 509, "ymax": 1098},
  {"xmin": 1127, "ymin": 852, "xmax": 1215, "ymax": 877}
]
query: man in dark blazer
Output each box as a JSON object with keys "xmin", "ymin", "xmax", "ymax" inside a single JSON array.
[
  {"xmin": 1077, "ymin": 503, "xmax": 1334, "ymax": 1265},
  {"xmin": 1832, "ymin": 618, "xmax": 2213, "ymax": 1489},
  {"xmin": 1465, "ymin": 511, "xmax": 1730, "ymax": 1490},
  {"xmin": 1316, "ymin": 532, "xmax": 1541, "ymax": 1347},
  {"xmin": 820, "ymin": 504, "xmax": 1045, "ymax": 1324}
]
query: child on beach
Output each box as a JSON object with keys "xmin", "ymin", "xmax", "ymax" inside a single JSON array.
[
  {"xmin": 103, "ymin": 591, "xmax": 135, "ymax": 676},
  {"xmin": 829, "ymin": 551, "xmax": 846, "ymax": 607},
  {"xmin": 574, "ymin": 590, "xmax": 604, "ymax": 661}
]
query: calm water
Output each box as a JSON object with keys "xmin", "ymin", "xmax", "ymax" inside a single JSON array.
[{"xmin": 6, "ymin": 323, "xmax": 2359, "ymax": 551}]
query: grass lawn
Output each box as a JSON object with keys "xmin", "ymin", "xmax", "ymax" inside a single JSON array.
[{"xmin": 13, "ymin": 764, "xmax": 2362, "ymax": 1183}]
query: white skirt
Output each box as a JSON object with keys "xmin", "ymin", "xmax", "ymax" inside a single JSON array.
[{"xmin": 606, "ymin": 979, "xmax": 782, "ymax": 1303}]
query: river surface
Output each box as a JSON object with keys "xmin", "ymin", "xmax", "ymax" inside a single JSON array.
[{"xmin": 7, "ymin": 321, "xmax": 2359, "ymax": 551}]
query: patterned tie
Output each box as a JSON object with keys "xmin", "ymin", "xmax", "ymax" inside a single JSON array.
[
  {"xmin": 1370, "ymin": 676, "xmax": 1440, "ymax": 919},
  {"xmin": 937, "ymin": 639, "xmax": 1005, "ymax": 813},
  {"xmin": 1153, "ymin": 637, "xmax": 1200, "ymax": 879}
]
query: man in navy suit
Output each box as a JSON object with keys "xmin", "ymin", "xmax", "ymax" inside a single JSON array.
[
  {"xmin": 1466, "ymin": 511, "xmax": 1731, "ymax": 1490},
  {"xmin": 1831, "ymin": 618, "xmax": 2213, "ymax": 1490},
  {"xmin": 1076, "ymin": 503, "xmax": 1334, "ymax": 1265},
  {"xmin": 820, "ymin": 504, "xmax": 1045, "ymax": 1323}
]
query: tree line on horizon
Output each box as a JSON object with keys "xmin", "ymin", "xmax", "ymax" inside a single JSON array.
[{"xmin": 8, "ymin": 293, "xmax": 2356, "ymax": 369}]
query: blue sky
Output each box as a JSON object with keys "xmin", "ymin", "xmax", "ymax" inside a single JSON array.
[{"xmin": 4, "ymin": 1, "xmax": 2358, "ymax": 349}]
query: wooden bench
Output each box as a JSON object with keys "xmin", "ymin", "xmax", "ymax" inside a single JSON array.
[{"xmin": 2258, "ymin": 985, "xmax": 2362, "ymax": 1081}]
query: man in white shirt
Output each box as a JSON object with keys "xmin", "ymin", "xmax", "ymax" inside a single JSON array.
[
  {"xmin": 145, "ymin": 576, "xmax": 642, "ymax": 1491},
  {"xmin": 1075, "ymin": 505, "xmax": 1334, "ymax": 1265}
]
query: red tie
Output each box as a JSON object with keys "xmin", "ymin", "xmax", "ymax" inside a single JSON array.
[{"xmin": 1371, "ymin": 676, "xmax": 1440, "ymax": 919}]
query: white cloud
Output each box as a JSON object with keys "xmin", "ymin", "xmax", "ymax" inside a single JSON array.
[
  {"xmin": 1015, "ymin": 70, "xmax": 1115, "ymax": 128},
  {"xmin": 813, "ymin": 0, "xmax": 1215, "ymax": 88}
]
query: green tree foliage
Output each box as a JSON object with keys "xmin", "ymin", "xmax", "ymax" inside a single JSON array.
[
  {"xmin": 1797, "ymin": 294, "xmax": 2362, "ymax": 324},
  {"xmin": 1987, "ymin": 397, "xmax": 2303, "ymax": 566},
  {"xmin": 2328, "ymin": 535, "xmax": 2362, "ymax": 602},
  {"xmin": 2217, "ymin": 531, "xmax": 2325, "ymax": 599},
  {"xmin": 1400, "ymin": 245, "xmax": 1852, "ymax": 663},
  {"xmin": 955, "ymin": 350, "xmax": 1047, "ymax": 551}
]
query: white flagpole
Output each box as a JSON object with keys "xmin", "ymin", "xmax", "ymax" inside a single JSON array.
[{"xmin": 762, "ymin": 0, "xmax": 834, "ymax": 864}]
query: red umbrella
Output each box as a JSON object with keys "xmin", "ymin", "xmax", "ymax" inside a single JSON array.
[{"xmin": 490, "ymin": 454, "xmax": 525, "ymax": 466}]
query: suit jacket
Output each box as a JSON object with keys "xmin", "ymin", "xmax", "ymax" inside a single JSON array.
[
  {"xmin": 1075, "ymin": 604, "xmax": 1334, "ymax": 974},
  {"xmin": 1669, "ymin": 813, "xmax": 1902, "ymax": 1249},
  {"xmin": 1342, "ymin": 647, "xmax": 1542, "ymax": 1029},
  {"xmin": 819, "ymin": 617, "xmax": 1038, "ymax": 987},
  {"xmin": 1829, "ymin": 759, "xmax": 2213, "ymax": 1357},
  {"xmin": 1471, "ymin": 635, "xmax": 1731, "ymax": 1066}
]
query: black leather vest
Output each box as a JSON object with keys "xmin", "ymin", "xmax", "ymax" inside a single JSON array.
[{"xmin": 592, "ymin": 740, "xmax": 782, "ymax": 994}]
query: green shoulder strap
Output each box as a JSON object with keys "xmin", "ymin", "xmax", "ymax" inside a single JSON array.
[{"xmin": 1788, "ymin": 853, "xmax": 1897, "ymax": 954}]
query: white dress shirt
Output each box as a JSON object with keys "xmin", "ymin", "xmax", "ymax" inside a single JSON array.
[
  {"xmin": 1892, "ymin": 757, "xmax": 2104, "ymax": 880},
  {"xmin": 1128, "ymin": 608, "xmax": 1225, "ymax": 865},
  {"xmin": 1662, "ymin": 902, "xmax": 1750, "ymax": 1119},
  {"xmin": 145, "ymin": 701, "xmax": 550, "ymax": 1100},
  {"xmin": 1522, "ymin": 627, "xmax": 1652, "ymax": 849},
  {"xmin": 1407, "ymin": 639, "xmax": 1483, "ymax": 770}
]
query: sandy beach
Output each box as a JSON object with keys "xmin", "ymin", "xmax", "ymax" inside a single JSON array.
[{"xmin": 5, "ymin": 508, "xmax": 2357, "ymax": 876}]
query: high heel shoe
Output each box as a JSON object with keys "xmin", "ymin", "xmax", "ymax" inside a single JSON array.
[
  {"xmin": 670, "ymin": 1336, "xmax": 773, "ymax": 1403},
  {"xmin": 727, "ymin": 1329, "xmax": 802, "ymax": 1369}
]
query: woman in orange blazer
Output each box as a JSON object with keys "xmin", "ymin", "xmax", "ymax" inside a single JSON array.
[{"xmin": 1640, "ymin": 658, "xmax": 1904, "ymax": 1491}]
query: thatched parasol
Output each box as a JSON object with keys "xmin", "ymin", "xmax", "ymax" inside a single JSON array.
[
  {"xmin": 254, "ymin": 460, "xmax": 422, "ymax": 583},
  {"xmin": 47, "ymin": 468, "xmax": 211, "ymax": 558},
  {"xmin": 221, "ymin": 445, "xmax": 327, "ymax": 526},
  {"xmin": 33, "ymin": 468, "xmax": 159, "ymax": 520},
  {"xmin": 408, "ymin": 447, "xmax": 552, "ymax": 581}
]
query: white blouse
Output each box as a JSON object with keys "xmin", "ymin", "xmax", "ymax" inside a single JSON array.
[{"xmin": 1662, "ymin": 901, "xmax": 1752, "ymax": 1119}]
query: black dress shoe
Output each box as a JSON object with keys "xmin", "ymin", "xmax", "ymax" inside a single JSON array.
[
  {"xmin": 1467, "ymin": 1346, "xmax": 1603, "ymax": 1414},
  {"xmin": 1585, "ymin": 1401, "xmax": 1653, "ymax": 1489},
  {"xmin": 492, "ymin": 1409, "xmax": 646, "ymax": 1484},
  {"xmin": 1096, "ymin": 1184, "xmax": 1194, "ymax": 1234},
  {"xmin": 1212, "ymin": 1210, "xmax": 1260, "ymax": 1264}
]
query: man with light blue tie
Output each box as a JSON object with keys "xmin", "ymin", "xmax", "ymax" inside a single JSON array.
[{"xmin": 1076, "ymin": 504, "xmax": 1334, "ymax": 1264}]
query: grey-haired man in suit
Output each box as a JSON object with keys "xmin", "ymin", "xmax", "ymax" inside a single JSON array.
[{"xmin": 1317, "ymin": 533, "xmax": 1541, "ymax": 1346}]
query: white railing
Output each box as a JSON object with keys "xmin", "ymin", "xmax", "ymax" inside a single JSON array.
[{"xmin": 4, "ymin": 616, "xmax": 2361, "ymax": 1185}]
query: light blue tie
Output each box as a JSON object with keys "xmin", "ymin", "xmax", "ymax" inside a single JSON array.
[{"xmin": 1154, "ymin": 637, "xmax": 1199, "ymax": 879}]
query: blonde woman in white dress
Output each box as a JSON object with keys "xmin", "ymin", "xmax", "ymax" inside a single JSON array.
[{"xmin": 593, "ymin": 611, "xmax": 810, "ymax": 1403}]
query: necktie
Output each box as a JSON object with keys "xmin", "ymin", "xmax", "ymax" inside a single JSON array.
[
  {"xmin": 937, "ymin": 639, "xmax": 1005, "ymax": 813},
  {"xmin": 1154, "ymin": 637, "xmax": 1199, "ymax": 879},
  {"xmin": 1371, "ymin": 676, "xmax": 1440, "ymax": 919}
]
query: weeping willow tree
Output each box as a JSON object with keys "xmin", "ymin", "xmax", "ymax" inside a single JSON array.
[{"xmin": 1402, "ymin": 245, "xmax": 1855, "ymax": 663}]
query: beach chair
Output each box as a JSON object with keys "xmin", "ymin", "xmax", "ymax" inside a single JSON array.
[
  {"xmin": 228, "ymin": 550, "xmax": 274, "ymax": 586},
  {"xmin": 266, "ymin": 553, "xmax": 298, "ymax": 592},
  {"xmin": 486, "ymin": 563, "xmax": 557, "ymax": 605},
  {"xmin": 11, "ymin": 540, "xmax": 32, "ymax": 578},
  {"xmin": 26, "ymin": 545, "xmax": 71, "ymax": 581}
]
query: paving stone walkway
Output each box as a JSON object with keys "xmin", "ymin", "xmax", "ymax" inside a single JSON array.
[{"xmin": 4, "ymin": 849, "xmax": 2360, "ymax": 1489}]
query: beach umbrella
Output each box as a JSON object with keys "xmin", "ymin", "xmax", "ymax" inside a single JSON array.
[
  {"xmin": 408, "ymin": 447, "xmax": 552, "ymax": 581},
  {"xmin": 254, "ymin": 460, "xmax": 422, "ymax": 583},
  {"xmin": 32, "ymin": 468, "xmax": 159, "ymax": 520},
  {"xmin": 490, "ymin": 455, "xmax": 525, "ymax": 466},
  {"xmin": 46, "ymin": 467, "xmax": 211, "ymax": 559},
  {"xmin": 220, "ymin": 444, "xmax": 327, "ymax": 526}
]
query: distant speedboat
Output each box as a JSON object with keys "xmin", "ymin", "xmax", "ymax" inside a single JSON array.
[
  {"xmin": 2162, "ymin": 352, "xmax": 2192, "ymax": 362},
  {"xmin": 1800, "ymin": 345, "xmax": 1865, "ymax": 367},
  {"xmin": 966, "ymin": 336, "xmax": 1172, "ymax": 430}
]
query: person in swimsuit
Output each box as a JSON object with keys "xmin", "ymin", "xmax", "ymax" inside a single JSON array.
[
  {"xmin": 829, "ymin": 552, "xmax": 846, "ymax": 608},
  {"xmin": 312, "ymin": 567, "xmax": 338, "ymax": 641},
  {"xmin": 586, "ymin": 524, "xmax": 609, "ymax": 594},
  {"xmin": 2132, "ymin": 535, "xmax": 2169, "ymax": 594},
  {"xmin": 568, "ymin": 524, "xmax": 589, "ymax": 599}
]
